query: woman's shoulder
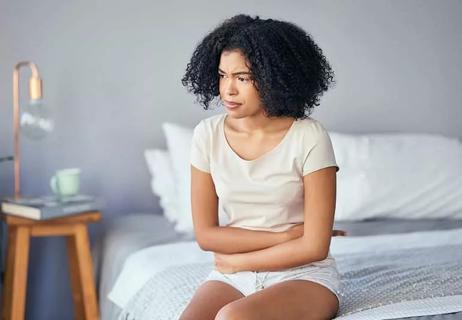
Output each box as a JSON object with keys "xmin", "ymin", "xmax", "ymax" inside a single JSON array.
[
  {"xmin": 199, "ymin": 113, "xmax": 225, "ymax": 127},
  {"xmin": 295, "ymin": 116, "xmax": 331, "ymax": 138},
  {"xmin": 193, "ymin": 113, "xmax": 224, "ymax": 138}
]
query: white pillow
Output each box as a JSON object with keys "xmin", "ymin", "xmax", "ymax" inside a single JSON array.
[
  {"xmin": 144, "ymin": 149, "xmax": 178, "ymax": 223},
  {"xmin": 331, "ymin": 132, "xmax": 462, "ymax": 220},
  {"xmin": 161, "ymin": 120, "xmax": 462, "ymax": 228},
  {"xmin": 162, "ymin": 122, "xmax": 229, "ymax": 234},
  {"xmin": 162, "ymin": 123, "xmax": 196, "ymax": 233}
]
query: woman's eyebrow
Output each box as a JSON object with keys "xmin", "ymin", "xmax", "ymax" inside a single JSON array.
[{"xmin": 218, "ymin": 68, "xmax": 252, "ymax": 75}]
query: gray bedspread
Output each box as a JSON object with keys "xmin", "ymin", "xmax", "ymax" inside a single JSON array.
[
  {"xmin": 118, "ymin": 243, "xmax": 462, "ymax": 320},
  {"xmin": 96, "ymin": 215, "xmax": 462, "ymax": 320}
]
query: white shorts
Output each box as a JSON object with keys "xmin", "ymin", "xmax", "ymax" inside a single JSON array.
[{"xmin": 204, "ymin": 254, "xmax": 343, "ymax": 304}]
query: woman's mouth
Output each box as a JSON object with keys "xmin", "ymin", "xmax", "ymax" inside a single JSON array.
[{"xmin": 224, "ymin": 100, "xmax": 242, "ymax": 109}]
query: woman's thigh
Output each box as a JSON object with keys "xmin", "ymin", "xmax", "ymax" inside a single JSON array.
[
  {"xmin": 215, "ymin": 279, "xmax": 339, "ymax": 320},
  {"xmin": 179, "ymin": 280, "xmax": 244, "ymax": 320}
]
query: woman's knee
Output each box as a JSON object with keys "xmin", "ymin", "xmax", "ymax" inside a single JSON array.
[
  {"xmin": 215, "ymin": 301, "xmax": 255, "ymax": 320},
  {"xmin": 180, "ymin": 280, "xmax": 244, "ymax": 320}
]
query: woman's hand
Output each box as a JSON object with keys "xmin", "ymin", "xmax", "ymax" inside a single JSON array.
[
  {"xmin": 214, "ymin": 227, "xmax": 348, "ymax": 274},
  {"xmin": 214, "ymin": 252, "xmax": 243, "ymax": 274},
  {"xmin": 332, "ymin": 229, "xmax": 347, "ymax": 236},
  {"xmin": 286, "ymin": 224, "xmax": 347, "ymax": 240},
  {"xmin": 286, "ymin": 223, "xmax": 305, "ymax": 240}
]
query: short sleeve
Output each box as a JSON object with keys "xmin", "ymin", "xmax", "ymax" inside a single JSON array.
[
  {"xmin": 302, "ymin": 126, "xmax": 339, "ymax": 176},
  {"xmin": 190, "ymin": 120, "xmax": 211, "ymax": 173}
]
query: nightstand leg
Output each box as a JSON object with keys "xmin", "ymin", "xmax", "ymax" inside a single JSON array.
[
  {"xmin": 1, "ymin": 226, "xmax": 30, "ymax": 320},
  {"xmin": 67, "ymin": 230, "xmax": 84, "ymax": 320},
  {"xmin": 66, "ymin": 224, "xmax": 99, "ymax": 320}
]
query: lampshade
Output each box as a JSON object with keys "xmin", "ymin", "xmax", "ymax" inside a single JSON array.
[{"xmin": 21, "ymin": 98, "xmax": 54, "ymax": 140}]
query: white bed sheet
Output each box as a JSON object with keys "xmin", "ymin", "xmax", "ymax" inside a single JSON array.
[{"xmin": 108, "ymin": 227, "xmax": 462, "ymax": 319}]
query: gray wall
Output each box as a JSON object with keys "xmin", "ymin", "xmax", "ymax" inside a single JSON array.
[{"xmin": 1, "ymin": 0, "xmax": 461, "ymax": 319}]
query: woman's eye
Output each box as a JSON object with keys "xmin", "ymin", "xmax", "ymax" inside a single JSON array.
[{"xmin": 218, "ymin": 74, "xmax": 250, "ymax": 82}]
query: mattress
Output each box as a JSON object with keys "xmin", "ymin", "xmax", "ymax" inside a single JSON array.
[
  {"xmin": 95, "ymin": 213, "xmax": 194, "ymax": 320},
  {"xmin": 95, "ymin": 214, "xmax": 462, "ymax": 320}
]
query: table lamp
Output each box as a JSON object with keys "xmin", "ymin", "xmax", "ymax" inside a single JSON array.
[{"xmin": 2, "ymin": 61, "xmax": 54, "ymax": 199}]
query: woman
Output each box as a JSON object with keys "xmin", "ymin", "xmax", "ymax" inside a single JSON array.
[{"xmin": 180, "ymin": 14, "xmax": 344, "ymax": 320}]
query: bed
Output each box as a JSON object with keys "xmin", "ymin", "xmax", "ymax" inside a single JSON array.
[
  {"xmin": 95, "ymin": 118, "xmax": 462, "ymax": 319},
  {"xmin": 95, "ymin": 214, "xmax": 462, "ymax": 320}
]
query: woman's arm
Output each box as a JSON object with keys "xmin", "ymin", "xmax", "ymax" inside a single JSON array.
[
  {"xmin": 215, "ymin": 167, "xmax": 338, "ymax": 272},
  {"xmin": 198, "ymin": 224, "xmax": 305, "ymax": 254},
  {"xmin": 215, "ymin": 236, "xmax": 321, "ymax": 272},
  {"xmin": 191, "ymin": 165, "xmax": 304, "ymax": 253}
]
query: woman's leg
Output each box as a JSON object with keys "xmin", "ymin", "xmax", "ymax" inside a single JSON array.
[
  {"xmin": 215, "ymin": 280, "xmax": 339, "ymax": 320},
  {"xmin": 179, "ymin": 280, "xmax": 244, "ymax": 320}
]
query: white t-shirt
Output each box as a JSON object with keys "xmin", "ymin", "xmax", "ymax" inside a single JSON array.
[{"xmin": 190, "ymin": 112, "xmax": 339, "ymax": 232}]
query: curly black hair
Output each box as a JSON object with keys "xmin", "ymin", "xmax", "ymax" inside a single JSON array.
[{"xmin": 181, "ymin": 14, "xmax": 335, "ymax": 119}]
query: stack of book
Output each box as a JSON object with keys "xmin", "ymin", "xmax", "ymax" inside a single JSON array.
[{"xmin": 1, "ymin": 194, "xmax": 102, "ymax": 220}]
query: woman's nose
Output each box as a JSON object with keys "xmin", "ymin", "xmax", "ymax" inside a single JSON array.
[{"xmin": 224, "ymin": 79, "xmax": 238, "ymax": 95}]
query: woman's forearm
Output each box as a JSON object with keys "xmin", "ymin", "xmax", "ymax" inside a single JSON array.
[
  {"xmin": 234, "ymin": 236, "xmax": 325, "ymax": 272},
  {"xmin": 196, "ymin": 225, "xmax": 291, "ymax": 254}
]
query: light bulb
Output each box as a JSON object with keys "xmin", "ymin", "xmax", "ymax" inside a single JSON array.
[{"xmin": 20, "ymin": 98, "xmax": 54, "ymax": 140}]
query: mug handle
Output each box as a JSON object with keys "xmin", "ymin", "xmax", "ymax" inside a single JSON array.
[{"xmin": 50, "ymin": 175, "xmax": 58, "ymax": 194}]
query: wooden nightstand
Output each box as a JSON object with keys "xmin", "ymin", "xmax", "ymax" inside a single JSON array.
[{"xmin": 0, "ymin": 211, "xmax": 101, "ymax": 320}]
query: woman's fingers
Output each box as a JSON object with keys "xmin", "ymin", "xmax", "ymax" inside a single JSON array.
[{"xmin": 332, "ymin": 229, "xmax": 347, "ymax": 236}]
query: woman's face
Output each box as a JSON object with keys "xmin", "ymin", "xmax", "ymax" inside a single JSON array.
[{"xmin": 218, "ymin": 50, "xmax": 264, "ymax": 118}]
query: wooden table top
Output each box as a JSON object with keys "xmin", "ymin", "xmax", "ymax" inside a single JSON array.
[{"xmin": 0, "ymin": 211, "xmax": 102, "ymax": 226}]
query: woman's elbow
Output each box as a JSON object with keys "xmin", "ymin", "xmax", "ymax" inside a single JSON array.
[
  {"xmin": 197, "ymin": 239, "xmax": 210, "ymax": 251},
  {"xmin": 195, "ymin": 228, "xmax": 213, "ymax": 251},
  {"xmin": 300, "ymin": 238, "xmax": 329, "ymax": 262},
  {"xmin": 316, "ymin": 250, "xmax": 329, "ymax": 261}
]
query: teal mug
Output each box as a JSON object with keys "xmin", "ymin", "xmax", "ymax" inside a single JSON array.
[{"xmin": 50, "ymin": 168, "xmax": 81, "ymax": 197}]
